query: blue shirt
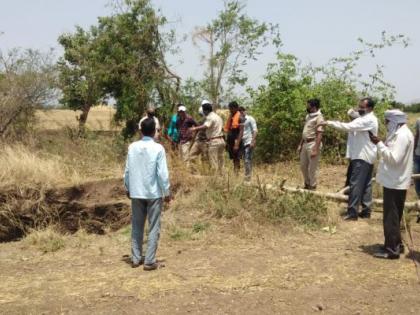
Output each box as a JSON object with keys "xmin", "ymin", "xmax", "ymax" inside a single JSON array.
[
  {"xmin": 124, "ymin": 137, "xmax": 170, "ymax": 199},
  {"xmin": 167, "ymin": 114, "xmax": 179, "ymax": 143}
]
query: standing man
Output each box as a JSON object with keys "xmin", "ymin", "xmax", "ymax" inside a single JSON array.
[
  {"xmin": 124, "ymin": 118, "xmax": 171, "ymax": 270},
  {"xmin": 320, "ymin": 97, "xmax": 378, "ymax": 220},
  {"xmin": 413, "ymin": 117, "xmax": 420, "ymax": 197},
  {"xmin": 189, "ymin": 100, "xmax": 225, "ymax": 174},
  {"xmin": 166, "ymin": 103, "xmax": 182, "ymax": 150},
  {"xmin": 139, "ymin": 106, "xmax": 161, "ymax": 142},
  {"xmin": 224, "ymin": 101, "xmax": 245, "ymax": 173},
  {"xmin": 176, "ymin": 106, "xmax": 197, "ymax": 162},
  {"xmin": 239, "ymin": 106, "xmax": 258, "ymax": 181},
  {"xmin": 344, "ymin": 108, "xmax": 360, "ymax": 189},
  {"xmin": 298, "ymin": 99, "xmax": 324, "ymax": 190},
  {"xmin": 369, "ymin": 109, "xmax": 414, "ymax": 259}
]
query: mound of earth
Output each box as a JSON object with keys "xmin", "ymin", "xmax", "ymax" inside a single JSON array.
[{"xmin": 0, "ymin": 179, "xmax": 130, "ymax": 242}]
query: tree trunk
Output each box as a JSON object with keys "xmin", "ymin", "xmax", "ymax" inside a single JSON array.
[{"xmin": 78, "ymin": 104, "xmax": 91, "ymax": 136}]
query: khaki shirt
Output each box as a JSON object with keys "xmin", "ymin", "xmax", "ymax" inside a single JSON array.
[
  {"xmin": 302, "ymin": 112, "xmax": 324, "ymax": 140},
  {"xmin": 204, "ymin": 111, "xmax": 224, "ymax": 140}
]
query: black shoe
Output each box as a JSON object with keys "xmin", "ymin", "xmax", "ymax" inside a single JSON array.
[
  {"xmin": 131, "ymin": 257, "xmax": 145, "ymax": 268},
  {"xmin": 358, "ymin": 212, "xmax": 371, "ymax": 219},
  {"xmin": 379, "ymin": 244, "xmax": 405, "ymax": 254},
  {"xmin": 373, "ymin": 251, "xmax": 400, "ymax": 260},
  {"xmin": 343, "ymin": 214, "xmax": 358, "ymax": 221}
]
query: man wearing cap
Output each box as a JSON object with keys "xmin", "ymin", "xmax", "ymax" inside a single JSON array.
[
  {"xmin": 369, "ymin": 109, "xmax": 414, "ymax": 259},
  {"xmin": 139, "ymin": 106, "xmax": 161, "ymax": 142},
  {"xmin": 176, "ymin": 106, "xmax": 197, "ymax": 162},
  {"xmin": 319, "ymin": 97, "xmax": 378, "ymax": 220},
  {"xmin": 189, "ymin": 100, "xmax": 225, "ymax": 174}
]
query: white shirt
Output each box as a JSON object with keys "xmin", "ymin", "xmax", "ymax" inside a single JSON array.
[
  {"xmin": 242, "ymin": 115, "xmax": 258, "ymax": 146},
  {"xmin": 376, "ymin": 125, "xmax": 414, "ymax": 190},
  {"xmin": 124, "ymin": 137, "xmax": 170, "ymax": 199},
  {"xmin": 327, "ymin": 112, "xmax": 378, "ymax": 164}
]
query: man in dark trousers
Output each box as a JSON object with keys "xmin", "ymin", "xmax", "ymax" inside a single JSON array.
[
  {"xmin": 224, "ymin": 101, "xmax": 244, "ymax": 173},
  {"xmin": 320, "ymin": 98, "xmax": 378, "ymax": 220},
  {"xmin": 369, "ymin": 109, "xmax": 414, "ymax": 259}
]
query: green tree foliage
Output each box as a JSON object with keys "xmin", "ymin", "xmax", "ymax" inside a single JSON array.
[
  {"xmin": 57, "ymin": 0, "xmax": 180, "ymax": 138},
  {"xmin": 58, "ymin": 27, "xmax": 106, "ymax": 133},
  {"xmin": 250, "ymin": 32, "xmax": 409, "ymax": 162},
  {"xmin": 94, "ymin": 0, "xmax": 180, "ymax": 137},
  {"xmin": 193, "ymin": 0, "xmax": 280, "ymax": 106}
]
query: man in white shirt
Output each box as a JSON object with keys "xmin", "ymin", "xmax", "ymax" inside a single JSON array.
[
  {"xmin": 344, "ymin": 109, "xmax": 360, "ymax": 189},
  {"xmin": 239, "ymin": 106, "xmax": 258, "ymax": 181},
  {"xmin": 124, "ymin": 118, "xmax": 171, "ymax": 270},
  {"xmin": 369, "ymin": 109, "xmax": 414, "ymax": 259},
  {"xmin": 139, "ymin": 106, "xmax": 161, "ymax": 141},
  {"xmin": 320, "ymin": 98, "xmax": 378, "ymax": 220}
]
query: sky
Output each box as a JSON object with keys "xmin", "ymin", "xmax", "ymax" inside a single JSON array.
[{"xmin": 0, "ymin": 0, "xmax": 419, "ymax": 103}]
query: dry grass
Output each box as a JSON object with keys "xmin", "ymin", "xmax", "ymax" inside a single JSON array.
[
  {"xmin": 0, "ymin": 144, "xmax": 81, "ymax": 189},
  {"xmin": 35, "ymin": 106, "xmax": 117, "ymax": 131}
]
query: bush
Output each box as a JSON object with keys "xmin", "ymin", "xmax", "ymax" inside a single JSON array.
[{"xmin": 249, "ymin": 53, "xmax": 391, "ymax": 162}]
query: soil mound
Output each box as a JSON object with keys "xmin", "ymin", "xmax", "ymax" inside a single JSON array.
[{"xmin": 0, "ymin": 178, "xmax": 130, "ymax": 242}]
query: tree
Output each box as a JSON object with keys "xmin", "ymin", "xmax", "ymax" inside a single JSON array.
[
  {"xmin": 95, "ymin": 0, "xmax": 181, "ymax": 137},
  {"xmin": 58, "ymin": 27, "xmax": 106, "ymax": 133},
  {"xmin": 0, "ymin": 48, "xmax": 57, "ymax": 139},
  {"xmin": 193, "ymin": 0, "xmax": 280, "ymax": 106}
]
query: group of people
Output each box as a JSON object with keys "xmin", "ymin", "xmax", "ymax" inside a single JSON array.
[
  {"xmin": 124, "ymin": 99, "xmax": 257, "ymax": 270},
  {"xmin": 124, "ymin": 96, "xmax": 416, "ymax": 271},
  {"xmin": 299, "ymin": 97, "xmax": 415, "ymax": 260}
]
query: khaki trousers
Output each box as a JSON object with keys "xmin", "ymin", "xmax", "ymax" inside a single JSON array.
[
  {"xmin": 299, "ymin": 142, "xmax": 321, "ymax": 188},
  {"xmin": 208, "ymin": 138, "xmax": 225, "ymax": 174},
  {"xmin": 188, "ymin": 140, "xmax": 208, "ymax": 162},
  {"xmin": 179, "ymin": 142, "xmax": 191, "ymax": 162}
]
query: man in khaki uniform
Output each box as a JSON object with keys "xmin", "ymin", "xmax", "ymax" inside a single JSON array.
[
  {"xmin": 189, "ymin": 100, "xmax": 225, "ymax": 174},
  {"xmin": 297, "ymin": 98, "xmax": 324, "ymax": 190}
]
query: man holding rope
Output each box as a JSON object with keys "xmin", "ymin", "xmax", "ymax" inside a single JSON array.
[{"xmin": 369, "ymin": 109, "xmax": 414, "ymax": 259}]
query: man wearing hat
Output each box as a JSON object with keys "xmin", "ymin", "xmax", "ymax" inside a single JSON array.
[
  {"xmin": 176, "ymin": 105, "xmax": 197, "ymax": 162},
  {"xmin": 369, "ymin": 109, "xmax": 414, "ymax": 259}
]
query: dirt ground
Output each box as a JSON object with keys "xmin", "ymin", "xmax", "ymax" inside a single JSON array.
[{"xmin": 1, "ymin": 164, "xmax": 420, "ymax": 314}]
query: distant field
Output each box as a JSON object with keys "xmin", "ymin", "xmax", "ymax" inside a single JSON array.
[{"xmin": 35, "ymin": 106, "xmax": 117, "ymax": 131}]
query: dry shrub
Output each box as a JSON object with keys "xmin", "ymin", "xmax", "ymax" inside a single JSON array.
[
  {"xmin": 171, "ymin": 169, "xmax": 328, "ymax": 231},
  {"xmin": 0, "ymin": 144, "xmax": 80, "ymax": 189},
  {"xmin": 23, "ymin": 226, "xmax": 66, "ymax": 253}
]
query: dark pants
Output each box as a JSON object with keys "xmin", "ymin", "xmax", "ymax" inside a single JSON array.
[
  {"xmin": 244, "ymin": 145, "xmax": 253, "ymax": 179},
  {"xmin": 414, "ymin": 155, "xmax": 420, "ymax": 197},
  {"xmin": 345, "ymin": 161, "xmax": 352, "ymax": 187},
  {"xmin": 226, "ymin": 131, "xmax": 243, "ymax": 172},
  {"xmin": 347, "ymin": 159, "xmax": 373, "ymax": 217},
  {"xmin": 383, "ymin": 187, "xmax": 406, "ymax": 254}
]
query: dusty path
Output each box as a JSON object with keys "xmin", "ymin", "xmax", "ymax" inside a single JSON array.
[{"xmin": 1, "ymin": 208, "xmax": 420, "ymax": 314}]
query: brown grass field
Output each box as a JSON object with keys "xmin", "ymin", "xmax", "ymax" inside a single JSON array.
[{"xmin": 1, "ymin": 109, "xmax": 420, "ymax": 314}]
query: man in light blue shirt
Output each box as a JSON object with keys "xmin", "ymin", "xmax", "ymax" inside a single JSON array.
[
  {"xmin": 124, "ymin": 118, "xmax": 171, "ymax": 270},
  {"xmin": 239, "ymin": 107, "xmax": 258, "ymax": 180}
]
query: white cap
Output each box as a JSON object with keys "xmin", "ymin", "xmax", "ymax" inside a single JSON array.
[
  {"xmin": 178, "ymin": 105, "xmax": 187, "ymax": 112},
  {"xmin": 201, "ymin": 99, "xmax": 211, "ymax": 106}
]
